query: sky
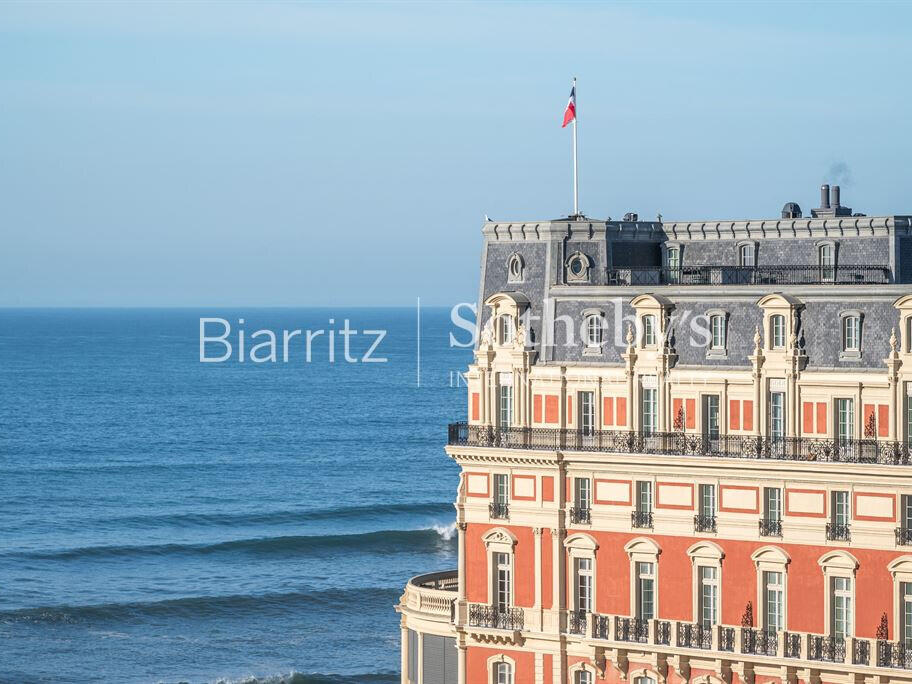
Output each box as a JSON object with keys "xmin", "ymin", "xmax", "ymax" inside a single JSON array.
[{"xmin": 1, "ymin": 0, "xmax": 911, "ymax": 307}]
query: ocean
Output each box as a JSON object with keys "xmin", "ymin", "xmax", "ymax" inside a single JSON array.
[{"xmin": 0, "ymin": 308, "xmax": 471, "ymax": 683}]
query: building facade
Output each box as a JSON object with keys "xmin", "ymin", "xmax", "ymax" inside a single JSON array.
[{"xmin": 398, "ymin": 186, "xmax": 912, "ymax": 684}]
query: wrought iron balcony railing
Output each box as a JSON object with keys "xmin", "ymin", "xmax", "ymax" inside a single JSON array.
[
  {"xmin": 631, "ymin": 510, "xmax": 654, "ymax": 529},
  {"xmin": 677, "ymin": 622, "xmax": 712, "ymax": 649},
  {"xmin": 592, "ymin": 613, "xmax": 610, "ymax": 640},
  {"xmin": 488, "ymin": 501, "xmax": 509, "ymax": 520},
  {"xmin": 784, "ymin": 632, "xmax": 802, "ymax": 658},
  {"xmin": 694, "ymin": 514, "xmax": 717, "ymax": 533},
  {"xmin": 467, "ymin": 603, "xmax": 524, "ymax": 631},
  {"xmin": 808, "ymin": 634, "xmax": 846, "ymax": 663},
  {"xmin": 614, "ymin": 616, "xmax": 649, "ymax": 643},
  {"xmin": 606, "ymin": 264, "xmax": 890, "ymax": 287},
  {"xmin": 826, "ymin": 522, "xmax": 851, "ymax": 541},
  {"xmin": 448, "ymin": 423, "xmax": 912, "ymax": 467},
  {"xmin": 853, "ymin": 638, "xmax": 871, "ymax": 665},
  {"xmin": 720, "ymin": 627, "xmax": 735, "ymax": 652},
  {"xmin": 568, "ymin": 610, "xmax": 588, "ymax": 636},
  {"xmin": 742, "ymin": 627, "xmax": 778, "ymax": 656},
  {"xmin": 897, "ymin": 527, "xmax": 912, "ymax": 546},
  {"xmin": 759, "ymin": 518, "xmax": 783, "ymax": 537},
  {"xmin": 569, "ymin": 506, "xmax": 591, "ymax": 525},
  {"xmin": 878, "ymin": 641, "xmax": 912, "ymax": 669},
  {"xmin": 655, "ymin": 620, "xmax": 671, "ymax": 646}
]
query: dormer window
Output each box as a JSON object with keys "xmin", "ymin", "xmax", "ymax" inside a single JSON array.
[
  {"xmin": 642, "ymin": 314, "xmax": 657, "ymax": 347},
  {"xmin": 710, "ymin": 314, "xmax": 726, "ymax": 351},
  {"xmin": 819, "ymin": 243, "xmax": 836, "ymax": 281},
  {"xmin": 566, "ymin": 252, "xmax": 591, "ymax": 283},
  {"xmin": 500, "ymin": 315, "xmax": 515, "ymax": 345},
  {"xmin": 840, "ymin": 312, "xmax": 862, "ymax": 357},
  {"xmin": 585, "ymin": 314, "xmax": 603, "ymax": 348},
  {"xmin": 770, "ymin": 315, "xmax": 786, "ymax": 349},
  {"xmin": 739, "ymin": 244, "xmax": 755, "ymax": 267},
  {"xmin": 507, "ymin": 254, "xmax": 524, "ymax": 283}
]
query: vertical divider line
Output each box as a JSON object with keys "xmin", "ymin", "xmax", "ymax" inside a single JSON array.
[{"xmin": 417, "ymin": 296, "xmax": 421, "ymax": 388}]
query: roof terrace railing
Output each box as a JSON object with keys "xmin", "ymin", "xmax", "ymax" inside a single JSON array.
[
  {"xmin": 448, "ymin": 422, "xmax": 912, "ymax": 466},
  {"xmin": 606, "ymin": 265, "xmax": 890, "ymax": 286}
]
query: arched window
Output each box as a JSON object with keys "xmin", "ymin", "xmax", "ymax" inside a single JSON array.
[
  {"xmin": 819, "ymin": 551, "xmax": 858, "ymax": 639},
  {"xmin": 819, "ymin": 243, "xmax": 836, "ymax": 280},
  {"xmin": 752, "ymin": 546, "xmax": 790, "ymax": 633},
  {"xmin": 585, "ymin": 314, "xmax": 603, "ymax": 348},
  {"xmin": 642, "ymin": 314, "xmax": 657, "ymax": 347},
  {"xmin": 842, "ymin": 314, "xmax": 861, "ymax": 353},
  {"xmin": 740, "ymin": 243, "xmax": 755, "ymax": 267},
  {"xmin": 494, "ymin": 661, "xmax": 513, "ymax": 684},
  {"xmin": 770, "ymin": 314, "xmax": 786, "ymax": 349},
  {"xmin": 709, "ymin": 313, "xmax": 726, "ymax": 351},
  {"xmin": 507, "ymin": 254, "xmax": 524, "ymax": 283},
  {"xmin": 575, "ymin": 671, "xmax": 593, "ymax": 684}
]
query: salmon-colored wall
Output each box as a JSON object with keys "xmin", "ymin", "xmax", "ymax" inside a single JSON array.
[
  {"xmin": 465, "ymin": 523, "xmax": 536, "ymax": 607},
  {"xmin": 542, "ymin": 476, "xmax": 554, "ymax": 502},
  {"xmin": 466, "ymin": 646, "xmax": 534, "ymax": 684},
  {"xmin": 541, "ymin": 527, "xmax": 552, "ymax": 609}
]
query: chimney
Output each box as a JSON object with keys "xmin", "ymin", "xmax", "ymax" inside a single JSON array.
[
  {"xmin": 831, "ymin": 185, "xmax": 841, "ymax": 208},
  {"xmin": 820, "ymin": 184, "xmax": 830, "ymax": 209}
]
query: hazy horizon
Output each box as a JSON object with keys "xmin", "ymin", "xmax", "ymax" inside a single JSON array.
[{"xmin": 3, "ymin": 1, "xmax": 911, "ymax": 307}]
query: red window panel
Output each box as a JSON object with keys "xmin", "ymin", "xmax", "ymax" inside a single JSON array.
[
  {"xmin": 742, "ymin": 400, "xmax": 754, "ymax": 431},
  {"xmin": 616, "ymin": 397, "xmax": 627, "ymax": 427},
  {"xmin": 802, "ymin": 402, "xmax": 815, "ymax": 435},
  {"xmin": 471, "ymin": 392, "xmax": 480, "ymax": 421},
  {"xmin": 879, "ymin": 404, "xmax": 890, "ymax": 438},
  {"xmin": 541, "ymin": 476, "xmax": 554, "ymax": 502},
  {"xmin": 685, "ymin": 398, "xmax": 696, "ymax": 429},
  {"xmin": 816, "ymin": 402, "xmax": 827, "ymax": 435},
  {"xmin": 545, "ymin": 395, "xmax": 559, "ymax": 424},
  {"xmin": 864, "ymin": 403, "xmax": 877, "ymax": 437},
  {"xmin": 673, "ymin": 398, "xmax": 684, "ymax": 428},
  {"xmin": 533, "ymin": 394, "xmax": 542, "ymax": 423},
  {"xmin": 729, "ymin": 399, "xmax": 741, "ymax": 431},
  {"xmin": 567, "ymin": 396, "xmax": 573, "ymax": 425},
  {"xmin": 603, "ymin": 397, "xmax": 614, "ymax": 426}
]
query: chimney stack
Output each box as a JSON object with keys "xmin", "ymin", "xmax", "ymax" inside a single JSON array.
[
  {"xmin": 820, "ymin": 184, "xmax": 830, "ymax": 209},
  {"xmin": 831, "ymin": 185, "xmax": 840, "ymax": 208}
]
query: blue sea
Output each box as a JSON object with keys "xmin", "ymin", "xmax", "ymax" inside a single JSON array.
[{"xmin": 0, "ymin": 308, "xmax": 470, "ymax": 684}]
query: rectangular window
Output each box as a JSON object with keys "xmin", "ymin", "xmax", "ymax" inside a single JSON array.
[
  {"xmin": 495, "ymin": 661, "xmax": 512, "ymax": 684},
  {"xmin": 575, "ymin": 557, "xmax": 593, "ymax": 613},
  {"xmin": 711, "ymin": 315, "xmax": 726, "ymax": 350},
  {"xmin": 636, "ymin": 481, "xmax": 653, "ymax": 513},
  {"xmin": 700, "ymin": 484, "xmax": 716, "ymax": 518},
  {"xmin": 832, "ymin": 490, "xmax": 849, "ymax": 527},
  {"xmin": 493, "ymin": 473, "xmax": 509, "ymax": 505},
  {"xmin": 666, "ymin": 247, "xmax": 681, "ymax": 284},
  {"xmin": 495, "ymin": 552, "xmax": 511, "ymax": 610},
  {"xmin": 903, "ymin": 494, "xmax": 912, "ymax": 531},
  {"xmin": 703, "ymin": 395, "xmax": 720, "ymax": 439},
  {"xmin": 837, "ymin": 399, "xmax": 854, "ymax": 441},
  {"xmin": 820, "ymin": 244, "xmax": 835, "ymax": 281},
  {"xmin": 641, "ymin": 388, "xmax": 658, "ymax": 434},
  {"xmin": 643, "ymin": 315, "xmax": 657, "ymax": 347},
  {"xmin": 764, "ymin": 487, "xmax": 782, "ymax": 522},
  {"xmin": 843, "ymin": 316, "xmax": 860, "ymax": 351},
  {"xmin": 699, "ymin": 566, "xmax": 718, "ymax": 628},
  {"xmin": 740, "ymin": 244, "xmax": 755, "ymax": 267},
  {"xmin": 769, "ymin": 391, "xmax": 785, "ymax": 439},
  {"xmin": 764, "ymin": 571, "xmax": 784, "ymax": 632},
  {"xmin": 902, "ymin": 581, "xmax": 912, "ymax": 646},
  {"xmin": 771, "ymin": 315, "xmax": 786, "ymax": 349},
  {"xmin": 574, "ymin": 477, "xmax": 591, "ymax": 511},
  {"xmin": 499, "ymin": 384, "xmax": 513, "ymax": 428},
  {"xmin": 637, "ymin": 561, "xmax": 655, "ymax": 620},
  {"xmin": 831, "ymin": 576, "xmax": 853, "ymax": 638},
  {"xmin": 579, "ymin": 391, "xmax": 595, "ymax": 436}
]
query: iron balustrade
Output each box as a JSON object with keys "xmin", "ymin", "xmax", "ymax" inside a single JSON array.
[
  {"xmin": 631, "ymin": 510, "xmax": 654, "ymax": 529},
  {"xmin": 489, "ymin": 502, "xmax": 509, "ymax": 520},
  {"xmin": 677, "ymin": 622, "xmax": 712, "ymax": 650},
  {"xmin": 467, "ymin": 604, "xmax": 524, "ymax": 631},
  {"xmin": 897, "ymin": 527, "xmax": 912, "ymax": 546},
  {"xmin": 569, "ymin": 507, "xmax": 591, "ymax": 525},
  {"xmin": 720, "ymin": 627, "xmax": 735, "ymax": 652},
  {"xmin": 448, "ymin": 423, "xmax": 912, "ymax": 467},
  {"xmin": 854, "ymin": 639, "xmax": 871, "ymax": 666},
  {"xmin": 784, "ymin": 632, "xmax": 802, "ymax": 658},
  {"xmin": 568, "ymin": 610, "xmax": 588, "ymax": 636},
  {"xmin": 605, "ymin": 265, "xmax": 890, "ymax": 287},
  {"xmin": 759, "ymin": 518, "xmax": 783, "ymax": 537},
  {"xmin": 694, "ymin": 515, "xmax": 717, "ymax": 533},
  {"xmin": 615, "ymin": 616, "xmax": 649, "ymax": 643},
  {"xmin": 592, "ymin": 614, "xmax": 610, "ymax": 640},
  {"xmin": 826, "ymin": 522, "xmax": 851, "ymax": 541},
  {"xmin": 808, "ymin": 635, "xmax": 846, "ymax": 663},
  {"xmin": 742, "ymin": 628, "xmax": 778, "ymax": 656},
  {"xmin": 878, "ymin": 641, "xmax": 912, "ymax": 669},
  {"xmin": 655, "ymin": 620, "xmax": 671, "ymax": 646}
]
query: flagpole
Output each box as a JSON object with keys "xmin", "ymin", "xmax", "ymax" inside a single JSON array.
[{"xmin": 571, "ymin": 77, "xmax": 578, "ymax": 217}]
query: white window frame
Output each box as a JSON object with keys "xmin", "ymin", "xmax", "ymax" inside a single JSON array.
[
  {"xmin": 636, "ymin": 480, "xmax": 653, "ymax": 513},
  {"xmin": 574, "ymin": 476, "xmax": 592, "ymax": 511},
  {"xmin": 888, "ymin": 557, "xmax": 912, "ymax": 647},
  {"xmin": 687, "ymin": 541, "xmax": 724, "ymax": 628},
  {"xmin": 568, "ymin": 663, "xmax": 597, "ymax": 684},
  {"xmin": 739, "ymin": 242, "xmax": 756, "ymax": 267},
  {"xmin": 565, "ymin": 533, "xmax": 598, "ymax": 615},
  {"xmin": 763, "ymin": 487, "xmax": 783, "ymax": 522},
  {"xmin": 840, "ymin": 311, "xmax": 862, "ymax": 359},
  {"xmin": 487, "ymin": 654, "xmax": 516, "ymax": 684},
  {"xmin": 498, "ymin": 383, "xmax": 513, "ymax": 427},
  {"xmin": 578, "ymin": 391, "xmax": 595, "ymax": 436},
  {"xmin": 641, "ymin": 386, "xmax": 658, "ymax": 435},
  {"xmin": 481, "ymin": 528, "xmax": 517, "ymax": 608},
  {"xmin": 819, "ymin": 550, "xmax": 858, "ymax": 639},
  {"xmin": 624, "ymin": 537, "xmax": 661, "ymax": 621},
  {"xmin": 500, "ymin": 315, "xmax": 514, "ymax": 346},
  {"xmin": 751, "ymin": 546, "xmax": 790, "ymax": 633},
  {"xmin": 642, "ymin": 314, "xmax": 657, "ymax": 348},
  {"xmin": 770, "ymin": 314, "xmax": 786, "ymax": 350},
  {"xmin": 818, "ymin": 241, "xmax": 837, "ymax": 281},
  {"xmin": 585, "ymin": 314, "xmax": 603, "ymax": 348}
]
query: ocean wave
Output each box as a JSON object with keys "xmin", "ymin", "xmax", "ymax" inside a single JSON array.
[
  {"xmin": 1, "ymin": 586, "xmax": 403, "ymax": 625},
  {"xmin": 9, "ymin": 527, "xmax": 457, "ymax": 562}
]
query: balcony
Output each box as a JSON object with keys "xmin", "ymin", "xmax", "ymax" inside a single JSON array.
[
  {"xmin": 694, "ymin": 514, "xmax": 717, "ymax": 533},
  {"xmin": 467, "ymin": 603, "xmax": 524, "ymax": 631},
  {"xmin": 448, "ymin": 423, "xmax": 912, "ymax": 468},
  {"xmin": 677, "ymin": 622, "xmax": 712, "ymax": 649},
  {"xmin": 897, "ymin": 527, "xmax": 912, "ymax": 546},
  {"xmin": 631, "ymin": 510, "xmax": 654, "ymax": 529},
  {"xmin": 759, "ymin": 518, "xmax": 783, "ymax": 537},
  {"xmin": 808, "ymin": 634, "xmax": 847, "ymax": 663},
  {"xmin": 489, "ymin": 501, "xmax": 509, "ymax": 520},
  {"xmin": 742, "ymin": 627, "xmax": 778, "ymax": 656},
  {"xmin": 614, "ymin": 616, "xmax": 649, "ymax": 643},
  {"xmin": 878, "ymin": 641, "xmax": 912, "ymax": 669},
  {"xmin": 606, "ymin": 264, "xmax": 890, "ymax": 287},
  {"xmin": 568, "ymin": 610, "xmax": 589, "ymax": 636},
  {"xmin": 826, "ymin": 522, "xmax": 851, "ymax": 541},
  {"xmin": 398, "ymin": 570, "xmax": 458, "ymax": 624},
  {"xmin": 569, "ymin": 506, "xmax": 591, "ymax": 525}
]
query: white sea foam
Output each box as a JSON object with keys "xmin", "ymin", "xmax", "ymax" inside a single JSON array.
[{"xmin": 431, "ymin": 522, "xmax": 456, "ymax": 541}]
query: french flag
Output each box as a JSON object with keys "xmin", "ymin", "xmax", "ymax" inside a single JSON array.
[{"xmin": 561, "ymin": 85, "xmax": 576, "ymax": 128}]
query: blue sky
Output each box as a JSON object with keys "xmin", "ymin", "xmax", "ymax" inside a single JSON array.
[{"xmin": 1, "ymin": 1, "xmax": 910, "ymax": 306}]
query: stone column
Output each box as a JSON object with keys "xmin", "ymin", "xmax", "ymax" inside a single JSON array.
[{"xmin": 400, "ymin": 623, "xmax": 409, "ymax": 684}]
